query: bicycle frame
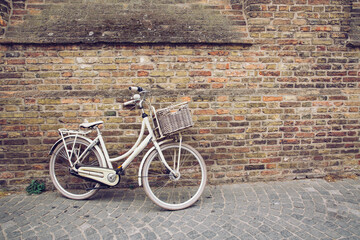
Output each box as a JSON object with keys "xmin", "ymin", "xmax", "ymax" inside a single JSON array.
[
  {"xmin": 60, "ymin": 114, "xmax": 179, "ymax": 187},
  {"xmin": 100, "ymin": 115, "xmax": 174, "ymax": 171}
]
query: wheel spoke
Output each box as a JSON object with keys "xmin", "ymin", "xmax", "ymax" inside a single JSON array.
[{"xmin": 58, "ymin": 149, "xmax": 68, "ymax": 161}]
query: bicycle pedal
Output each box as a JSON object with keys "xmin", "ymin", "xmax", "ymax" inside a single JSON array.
[{"xmin": 116, "ymin": 165, "xmax": 125, "ymax": 175}]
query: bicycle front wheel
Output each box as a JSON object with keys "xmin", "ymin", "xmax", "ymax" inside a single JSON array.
[
  {"xmin": 142, "ymin": 143, "xmax": 207, "ymax": 210},
  {"xmin": 49, "ymin": 138, "xmax": 104, "ymax": 200}
]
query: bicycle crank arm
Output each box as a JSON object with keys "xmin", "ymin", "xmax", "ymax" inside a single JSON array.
[{"xmin": 76, "ymin": 166, "xmax": 120, "ymax": 187}]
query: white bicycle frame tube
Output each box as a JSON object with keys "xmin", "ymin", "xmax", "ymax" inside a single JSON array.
[{"xmin": 95, "ymin": 116, "xmax": 177, "ymax": 177}]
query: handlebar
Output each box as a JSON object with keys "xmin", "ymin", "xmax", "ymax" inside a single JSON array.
[
  {"xmin": 124, "ymin": 86, "xmax": 148, "ymax": 108},
  {"xmin": 129, "ymin": 86, "xmax": 143, "ymax": 92},
  {"xmin": 123, "ymin": 100, "xmax": 136, "ymax": 106}
]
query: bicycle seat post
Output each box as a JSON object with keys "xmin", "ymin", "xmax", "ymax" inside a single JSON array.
[{"xmin": 95, "ymin": 125, "xmax": 102, "ymax": 138}]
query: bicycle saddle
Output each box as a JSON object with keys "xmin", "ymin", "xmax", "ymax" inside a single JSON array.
[{"xmin": 79, "ymin": 121, "xmax": 104, "ymax": 128}]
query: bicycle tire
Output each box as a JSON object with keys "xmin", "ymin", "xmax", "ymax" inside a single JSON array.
[
  {"xmin": 49, "ymin": 138, "xmax": 103, "ymax": 200},
  {"xmin": 142, "ymin": 143, "xmax": 207, "ymax": 210}
]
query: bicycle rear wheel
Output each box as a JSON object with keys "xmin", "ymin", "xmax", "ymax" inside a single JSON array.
[
  {"xmin": 49, "ymin": 138, "xmax": 103, "ymax": 200},
  {"xmin": 142, "ymin": 143, "xmax": 207, "ymax": 210}
]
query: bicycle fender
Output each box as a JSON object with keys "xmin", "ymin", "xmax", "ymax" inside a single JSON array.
[
  {"xmin": 49, "ymin": 138, "xmax": 64, "ymax": 156},
  {"xmin": 48, "ymin": 135, "xmax": 108, "ymax": 168},
  {"xmin": 138, "ymin": 139, "xmax": 172, "ymax": 186}
]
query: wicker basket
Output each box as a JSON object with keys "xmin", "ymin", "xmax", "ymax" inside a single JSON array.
[{"xmin": 155, "ymin": 103, "xmax": 193, "ymax": 136}]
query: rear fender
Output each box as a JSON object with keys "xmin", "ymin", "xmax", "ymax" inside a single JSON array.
[{"xmin": 48, "ymin": 135, "xmax": 108, "ymax": 168}]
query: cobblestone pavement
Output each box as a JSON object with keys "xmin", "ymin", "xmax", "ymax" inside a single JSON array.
[{"xmin": 1, "ymin": 179, "xmax": 360, "ymax": 240}]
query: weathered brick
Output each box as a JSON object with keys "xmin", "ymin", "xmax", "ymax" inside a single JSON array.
[
  {"xmin": 7, "ymin": 59, "xmax": 25, "ymax": 65},
  {"xmin": 263, "ymin": 96, "xmax": 283, "ymax": 102},
  {"xmin": 0, "ymin": 73, "xmax": 22, "ymax": 78},
  {"xmin": 189, "ymin": 71, "xmax": 212, "ymax": 77},
  {"xmin": 308, "ymin": 0, "xmax": 330, "ymax": 4},
  {"xmin": 35, "ymin": 72, "xmax": 60, "ymax": 78},
  {"xmin": 130, "ymin": 64, "xmax": 154, "ymax": 70},
  {"xmin": 150, "ymin": 71, "xmax": 174, "ymax": 77},
  {"xmin": 4, "ymin": 139, "xmax": 28, "ymax": 145},
  {"xmin": 208, "ymin": 51, "xmax": 229, "ymax": 56},
  {"xmin": 281, "ymin": 139, "xmax": 300, "ymax": 144},
  {"xmin": 245, "ymin": 164, "xmax": 265, "ymax": 171},
  {"xmin": 38, "ymin": 99, "xmax": 61, "ymax": 105},
  {"xmin": 170, "ymin": 50, "xmax": 194, "ymax": 55},
  {"xmin": 93, "ymin": 65, "xmax": 117, "ymax": 70}
]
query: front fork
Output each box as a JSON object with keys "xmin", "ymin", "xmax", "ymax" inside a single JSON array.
[{"xmin": 152, "ymin": 133, "xmax": 182, "ymax": 178}]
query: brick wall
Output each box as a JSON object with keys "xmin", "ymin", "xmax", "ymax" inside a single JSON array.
[
  {"xmin": 0, "ymin": 0, "xmax": 11, "ymax": 37},
  {"xmin": 1, "ymin": 0, "xmax": 360, "ymax": 190},
  {"xmin": 349, "ymin": 0, "xmax": 360, "ymax": 46}
]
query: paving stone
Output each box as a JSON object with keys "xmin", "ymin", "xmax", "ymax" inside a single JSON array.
[
  {"xmin": 202, "ymin": 229, "xmax": 217, "ymax": 239},
  {"xmin": 1, "ymin": 179, "xmax": 360, "ymax": 239},
  {"xmin": 38, "ymin": 234, "xmax": 53, "ymax": 240}
]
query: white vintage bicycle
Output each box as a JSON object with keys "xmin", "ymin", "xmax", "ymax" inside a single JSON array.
[{"xmin": 49, "ymin": 87, "xmax": 207, "ymax": 210}]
